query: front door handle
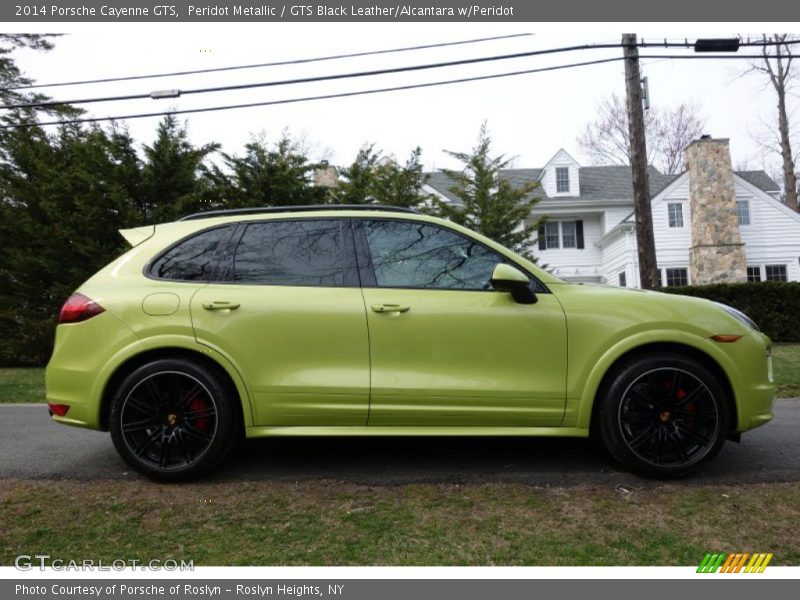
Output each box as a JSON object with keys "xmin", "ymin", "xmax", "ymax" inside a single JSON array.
[
  {"xmin": 371, "ymin": 303, "xmax": 410, "ymax": 314},
  {"xmin": 202, "ymin": 301, "xmax": 240, "ymax": 311}
]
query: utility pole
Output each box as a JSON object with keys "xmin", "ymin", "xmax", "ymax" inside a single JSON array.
[{"xmin": 622, "ymin": 33, "xmax": 660, "ymax": 290}]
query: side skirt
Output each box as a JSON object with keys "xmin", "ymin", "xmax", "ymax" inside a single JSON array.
[{"xmin": 245, "ymin": 426, "xmax": 589, "ymax": 438}]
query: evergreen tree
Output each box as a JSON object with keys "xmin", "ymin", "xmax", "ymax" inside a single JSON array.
[
  {"xmin": 433, "ymin": 124, "xmax": 543, "ymax": 258},
  {"xmin": 140, "ymin": 115, "xmax": 219, "ymax": 222},
  {"xmin": 334, "ymin": 144, "xmax": 432, "ymax": 208},
  {"xmin": 207, "ymin": 133, "xmax": 327, "ymax": 207}
]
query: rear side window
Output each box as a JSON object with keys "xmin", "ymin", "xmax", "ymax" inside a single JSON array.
[
  {"xmin": 150, "ymin": 226, "xmax": 231, "ymax": 281},
  {"xmin": 233, "ymin": 219, "xmax": 345, "ymax": 287}
]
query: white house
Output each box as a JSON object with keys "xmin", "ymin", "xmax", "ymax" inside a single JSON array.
[{"xmin": 424, "ymin": 138, "xmax": 800, "ymax": 288}]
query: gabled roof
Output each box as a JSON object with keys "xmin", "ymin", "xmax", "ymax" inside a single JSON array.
[
  {"xmin": 425, "ymin": 166, "xmax": 778, "ymax": 204},
  {"xmin": 736, "ymin": 170, "xmax": 780, "ymax": 192},
  {"xmin": 425, "ymin": 165, "xmax": 676, "ymax": 204}
]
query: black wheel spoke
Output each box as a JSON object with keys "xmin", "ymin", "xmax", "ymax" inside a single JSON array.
[
  {"xmin": 184, "ymin": 406, "xmax": 216, "ymax": 420},
  {"xmin": 666, "ymin": 431, "xmax": 689, "ymax": 463},
  {"xmin": 158, "ymin": 434, "xmax": 174, "ymax": 468},
  {"xmin": 144, "ymin": 378, "xmax": 166, "ymax": 408},
  {"xmin": 175, "ymin": 429, "xmax": 195, "ymax": 464},
  {"xmin": 182, "ymin": 422, "xmax": 213, "ymax": 443},
  {"xmin": 179, "ymin": 383, "xmax": 203, "ymax": 408},
  {"xmin": 627, "ymin": 424, "xmax": 656, "ymax": 449},
  {"xmin": 134, "ymin": 429, "xmax": 162, "ymax": 456},
  {"xmin": 121, "ymin": 416, "xmax": 159, "ymax": 433},
  {"xmin": 674, "ymin": 423, "xmax": 712, "ymax": 447}
]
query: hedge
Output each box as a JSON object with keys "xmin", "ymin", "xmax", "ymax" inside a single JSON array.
[{"xmin": 662, "ymin": 281, "xmax": 800, "ymax": 342}]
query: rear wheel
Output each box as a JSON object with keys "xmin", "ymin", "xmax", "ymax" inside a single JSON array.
[
  {"xmin": 597, "ymin": 353, "xmax": 730, "ymax": 477},
  {"xmin": 110, "ymin": 358, "xmax": 239, "ymax": 481}
]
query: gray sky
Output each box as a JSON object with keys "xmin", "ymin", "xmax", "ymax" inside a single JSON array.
[{"xmin": 6, "ymin": 23, "xmax": 798, "ymax": 174}]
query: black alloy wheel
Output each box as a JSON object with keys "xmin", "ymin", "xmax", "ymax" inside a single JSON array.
[
  {"xmin": 110, "ymin": 358, "xmax": 239, "ymax": 481},
  {"xmin": 598, "ymin": 353, "xmax": 730, "ymax": 477}
]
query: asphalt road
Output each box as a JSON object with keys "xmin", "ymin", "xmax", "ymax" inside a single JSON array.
[{"xmin": 1, "ymin": 401, "xmax": 798, "ymax": 486}]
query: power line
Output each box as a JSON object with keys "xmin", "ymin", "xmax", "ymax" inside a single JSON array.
[
  {"xmin": 6, "ymin": 33, "xmax": 534, "ymax": 91},
  {"xmin": 1, "ymin": 42, "xmax": 628, "ymax": 111},
  {"xmin": 0, "ymin": 57, "xmax": 626, "ymax": 130},
  {"xmin": 0, "ymin": 53, "xmax": 776, "ymax": 131}
]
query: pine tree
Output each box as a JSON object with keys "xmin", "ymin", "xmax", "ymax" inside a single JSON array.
[{"xmin": 433, "ymin": 124, "xmax": 543, "ymax": 258}]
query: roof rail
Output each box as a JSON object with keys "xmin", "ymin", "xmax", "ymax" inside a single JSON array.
[{"xmin": 178, "ymin": 204, "xmax": 419, "ymax": 221}]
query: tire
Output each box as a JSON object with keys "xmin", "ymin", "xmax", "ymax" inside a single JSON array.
[
  {"xmin": 596, "ymin": 352, "xmax": 730, "ymax": 478},
  {"xmin": 109, "ymin": 358, "xmax": 239, "ymax": 482}
]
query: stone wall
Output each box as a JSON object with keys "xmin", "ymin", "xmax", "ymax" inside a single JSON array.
[{"xmin": 686, "ymin": 137, "xmax": 747, "ymax": 284}]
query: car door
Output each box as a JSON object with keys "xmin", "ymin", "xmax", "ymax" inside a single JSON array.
[
  {"xmin": 190, "ymin": 218, "xmax": 370, "ymax": 427},
  {"xmin": 356, "ymin": 218, "xmax": 567, "ymax": 427}
]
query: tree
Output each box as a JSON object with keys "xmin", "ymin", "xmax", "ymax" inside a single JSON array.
[
  {"xmin": 333, "ymin": 144, "xmax": 431, "ymax": 207},
  {"xmin": 577, "ymin": 93, "xmax": 705, "ymax": 174},
  {"xmin": 139, "ymin": 115, "xmax": 219, "ymax": 222},
  {"xmin": 433, "ymin": 124, "xmax": 543, "ymax": 258},
  {"xmin": 206, "ymin": 133, "xmax": 327, "ymax": 208},
  {"xmin": 0, "ymin": 124, "xmax": 142, "ymax": 365},
  {"xmin": 745, "ymin": 34, "xmax": 798, "ymax": 211}
]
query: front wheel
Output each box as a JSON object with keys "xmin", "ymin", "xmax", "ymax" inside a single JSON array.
[
  {"xmin": 109, "ymin": 358, "xmax": 239, "ymax": 481},
  {"xmin": 597, "ymin": 353, "xmax": 730, "ymax": 478}
]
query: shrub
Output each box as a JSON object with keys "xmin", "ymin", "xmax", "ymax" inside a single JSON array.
[{"xmin": 662, "ymin": 282, "xmax": 800, "ymax": 342}]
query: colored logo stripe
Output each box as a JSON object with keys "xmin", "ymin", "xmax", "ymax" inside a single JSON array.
[{"xmin": 697, "ymin": 552, "xmax": 773, "ymax": 573}]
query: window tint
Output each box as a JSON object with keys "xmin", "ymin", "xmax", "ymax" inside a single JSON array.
[
  {"xmin": 233, "ymin": 219, "xmax": 344, "ymax": 286},
  {"xmin": 363, "ymin": 220, "xmax": 503, "ymax": 290},
  {"xmin": 150, "ymin": 226, "xmax": 230, "ymax": 281}
]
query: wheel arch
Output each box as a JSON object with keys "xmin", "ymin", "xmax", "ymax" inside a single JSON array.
[
  {"xmin": 580, "ymin": 341, "xmax": 739, "ymax": 434},
  {"xmin": 98, "ymin": 345, "xmax": 253, "ymax": 431}
]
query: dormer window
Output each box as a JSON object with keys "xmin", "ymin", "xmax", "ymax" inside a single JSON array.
[{"xmin": 556, "ymin": 167, "xmax": 570, "ymax": 193}]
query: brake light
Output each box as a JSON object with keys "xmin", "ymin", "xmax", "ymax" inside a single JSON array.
[{"xmin": 59, "ymin": 293, "xmax": 105, "ymax": 324}]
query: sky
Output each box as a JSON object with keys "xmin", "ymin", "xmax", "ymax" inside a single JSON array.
[{"xmin": 5, "ymin": 23, "xmax": 798, "ymax": 175}]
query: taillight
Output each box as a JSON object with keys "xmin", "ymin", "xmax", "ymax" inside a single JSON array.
[{"xmin": 59, "ymin": 293, "xmax": 105, "ymax": 324}]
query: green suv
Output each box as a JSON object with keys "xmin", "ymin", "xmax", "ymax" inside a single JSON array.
[{"xmin": 45, "ymin": 206, "xmax": 775, "ymax": 481}]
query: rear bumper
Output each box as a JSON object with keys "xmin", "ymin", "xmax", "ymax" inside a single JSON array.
[{"xmin": 45, "ymin": 311, "xmax": 140, "ymax": 430}]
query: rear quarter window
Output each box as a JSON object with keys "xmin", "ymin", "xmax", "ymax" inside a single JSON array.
[{"xmin": 149, "ymin": 225, "xmax": 232, "ymax": 281}]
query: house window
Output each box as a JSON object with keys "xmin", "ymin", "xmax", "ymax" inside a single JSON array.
[
  {"xmin": 561, "ymin": 221, "xmax": 577, "ymax": 248},
  {"xmin": 736, "ymin": 200, "xmax": 751, "ymax": 225},
  {"xmin": 545, "ymin": 221, "xmax": 560, "ymax": 249},
  {"xmin": 555, "ymin": 167, "xmax": 570, "ymax": 193},
  {"xmin": 765, "ymin": 265, "xmax": 787, "ymax": 282},
  {"xmin": 667, "ymin": 203, "xmax": 684, "ymax": 228},
  {"xmin": 618, "ymin": 272, "xmax": 627, "ymax": 287},
  {"xmin": 665, "ymin": 268, "xmax": 688, "ymax": 287},
  {"xmin": 746, "ymin": 266, "xmax": 761, "ymax": 282}
]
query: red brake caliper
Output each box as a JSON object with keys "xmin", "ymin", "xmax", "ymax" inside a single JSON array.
[
  {"xmin": 186, "ymin": 392, "xmax": 210, "ymax": 431},
  {"xmin": 677, "ymin": 388, "xmax": 695, "ymax": 428}
]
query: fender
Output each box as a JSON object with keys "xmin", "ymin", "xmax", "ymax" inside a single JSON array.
[
  {"xmin": 90, "ymin": 334, "xmax": 255, "ymax": 429},
  {"xmin": 567, "ymin": 329, "xmax": 745, "ymax": 430}
]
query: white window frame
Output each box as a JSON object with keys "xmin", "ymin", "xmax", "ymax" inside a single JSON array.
[
  {"xmin": 561, "ymin": 220, "xmax": 577, "ymax": 248},
  {"xmin": 765, "ymin": 264, "xmax": 788, "ymax": 282},
  {"xmin": 746, "ymin": 266, "xmax": 761, "ymax": 282},
  {"xmin": 555, "ymin": 167, "xmax": 570, "ymax": 194},
  {"xmin": 663, "ymin": 267, "xmax": 689, "ymax": 287},
  {"xmin": 667, "ymin": 203, "xmax": 684, "ymax": 228},
  {"xmin": 544, "ymin": 221, "xmax": 561, "ymax": 249},
  {"xmin": 736, "ymin": 199, "xmax": 751, "ymax": 226}
]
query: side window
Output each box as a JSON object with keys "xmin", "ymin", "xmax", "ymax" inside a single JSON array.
[
  {"xmin": 233, "ymin": 219, "xmax": 345, "ymax": 287},
  {"xmin": 150, "ymin": 226, "xmax": 231, "ymax": 281},
  {"xmin": 363, "ymin": 220, "xmax": 504, "ymax": 290}
]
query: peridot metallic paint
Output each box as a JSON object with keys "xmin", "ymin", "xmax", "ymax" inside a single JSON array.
[{"xmin": 45, "ymin": 209, "xmax": 776, "ymax": 478}]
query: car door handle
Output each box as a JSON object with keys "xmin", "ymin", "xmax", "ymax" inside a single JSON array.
[
  {"xmin": 371, "ymin": 303, "xmax": 410, "ymax": 313},
  {"xmin": 202, "ymin": 301, "xmax": 240, "ymax": 311}
]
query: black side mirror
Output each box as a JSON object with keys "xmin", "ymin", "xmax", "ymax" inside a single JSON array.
[{"xmin": 490, "ymin": 264, "xmax": 537, "ymax": 305}]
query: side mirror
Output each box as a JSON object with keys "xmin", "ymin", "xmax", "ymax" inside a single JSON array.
[{"xmin": 490, "ymin": 263, "xmax": 537, "ymax": 304}]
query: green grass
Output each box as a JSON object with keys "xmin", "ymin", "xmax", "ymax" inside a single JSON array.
[
  {"xmin": 773, "ymin": 344, "xmax": 800, "ymax": 398},
  {"xmin": 1, "ymin": 344, "xmax": 799, "ymax": 403},
  {"xmin": 1, "ymin": 479, "xmax": 798, "ymax": 566},
  {"xmin": 0, "ymin": 368, "xmax": 45, "ymax": 404}
]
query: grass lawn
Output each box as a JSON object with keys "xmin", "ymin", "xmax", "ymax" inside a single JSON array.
[
  {"xmin": 1, "ymin": 479, "xmax": 798, "ymax": 566},
  {"xmin": 0, "ymin": 368, "xmax": 45, "ymax": 404},
  {"xmin": 2, "ymin": 344, "xmax": 799, "ymax": 403}
]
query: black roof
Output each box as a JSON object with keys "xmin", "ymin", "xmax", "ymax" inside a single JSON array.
[{"xmin": 179, "ymin": 204, "xmax": 419, "ymax": 221}]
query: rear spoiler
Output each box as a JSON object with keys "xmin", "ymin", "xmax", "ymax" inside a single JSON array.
[{"xmin": 119, "ymin": 225, "xmax": 156, "ymax": 247}]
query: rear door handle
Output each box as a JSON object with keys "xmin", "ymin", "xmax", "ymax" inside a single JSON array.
[
  {"xmin": 202, "ymin": 301, "xmax": 240, "ymax": 311},
  {"xmin": 371, "ymin": 303, "xmax": 410, "ymax": 314}
]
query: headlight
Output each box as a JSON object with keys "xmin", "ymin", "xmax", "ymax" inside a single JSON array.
[{"xmin": 715, "ymin": 302, "xmax": 759, "ymax": 331}]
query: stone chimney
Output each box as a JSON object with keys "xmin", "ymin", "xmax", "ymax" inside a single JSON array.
[
  {"xmin": 313, "ymin": 162, "xmax": 338, "ymax": 188},
  {"xmin": 686, "ymin": 137, "xmax": 747, "ymax": 285}
]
